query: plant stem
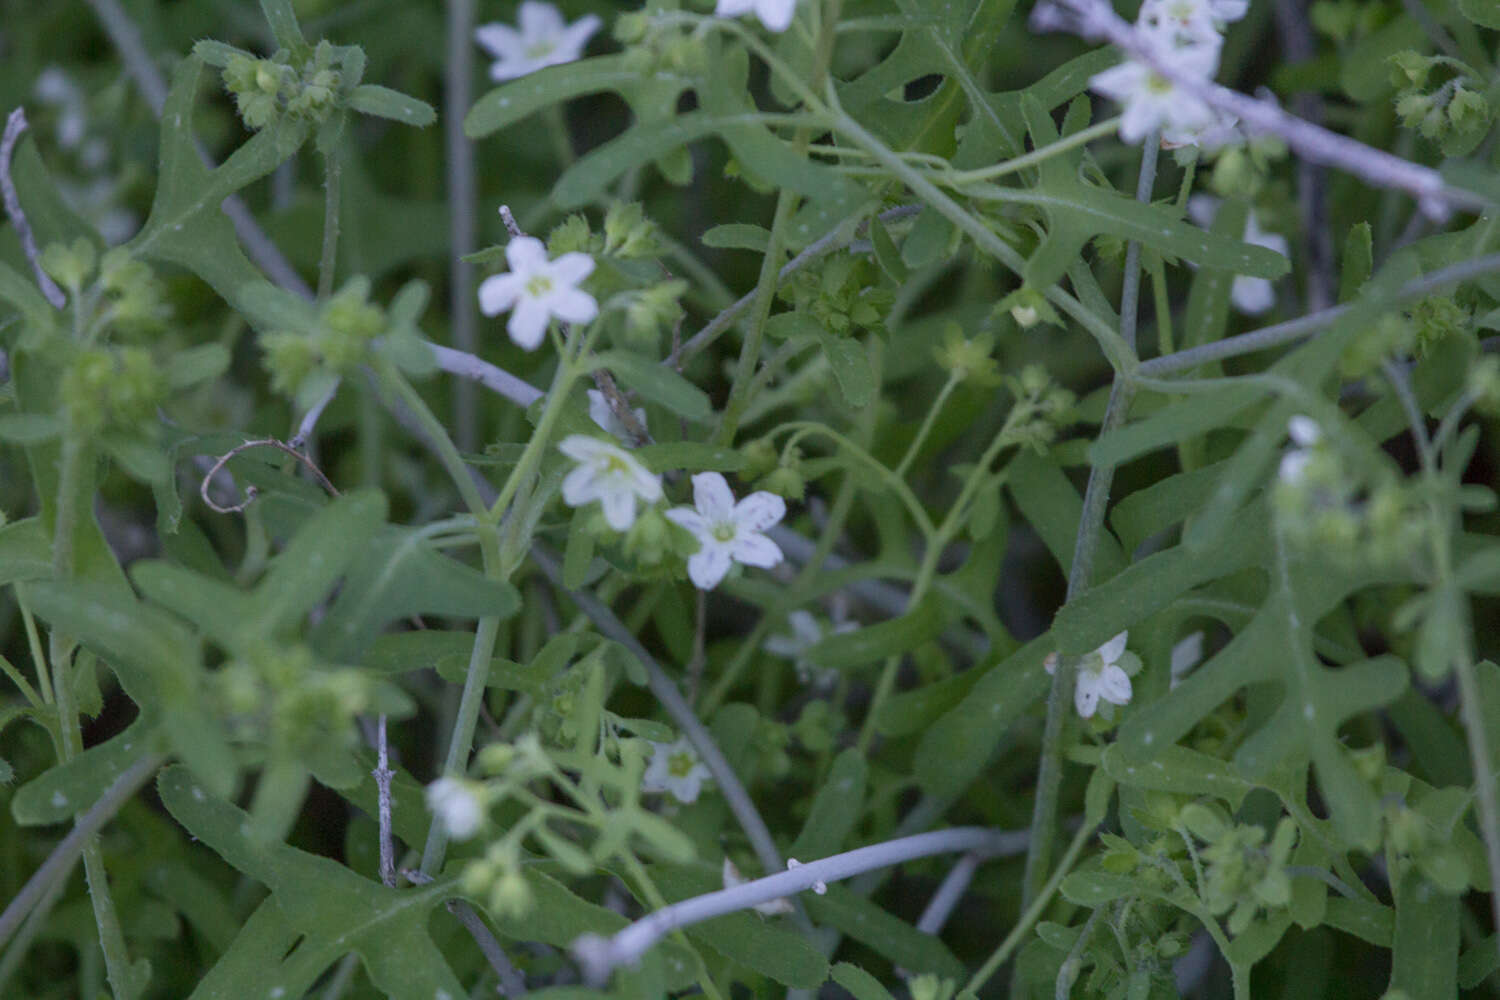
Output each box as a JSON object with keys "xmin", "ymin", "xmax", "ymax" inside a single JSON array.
[
  {"xmin": 966, "ymin": 819, "xmax": 1096, "ymax": 993},
  {"xmin": 893, "ymin": 371, "xmax": 961, "ymax": 479},
  {"xmin": 316, "ymin": 147, "xmax": 341, "ymax": 300},
  {"xmin": 445, "ymin": 0, "xmax": 480, "ymax": 453},
  {"xmin": 375, "ymin": 361, "xmax": 490, "ymax": 518}
]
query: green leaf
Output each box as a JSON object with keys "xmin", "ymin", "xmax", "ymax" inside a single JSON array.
[
  {"xmin": 832, "ymin": 962, "xmax": 897, "ymax": 1000},
  {"xmin": 258, "ymin": 0, "xmax": 307, "ymax": 51},
  {"xmin": 805, "ymin": 593, "xmax": 952, "ymax": 671},
  {"xmin": 806, "ymin": 885, "xmax": 963, "ymax": 978},
  {"xmin": 161, "ymin": 765, "xmax": 470, "ymax": 1000},
  {"xmin": 1007, "ymin": 449, "xmax": 1125, "ymax": 583},
  {"xmin": 166, "ymin": 344, "xmax": 231, "ymax": 389},
  {"xmin": 1390, "ymin": 870, "xmax": 1459, "ymax": 997},
  {"xmin": 1459, "ymin": 0, "xmax": 1500, "ymax": 27},
  {"xmin": 818, "ymin": 334, "xmax": 874, "ymax": 408},
  {"xmin": 11, "ymin": 717, "xmax": 156, "ymax": 824},
  {"xmin": 701, "ymin": 224, "xmax": 771, "ymax": 252},
  {"xmin": 0, "ymin": 517, "xmax": 52, "ymax": 586},
  {"xmin": 634, "ymin": 442, "xmax": 745, "ymax": 474},
  {"xmin": 765, "ymin": 311, "xmax": 824, "ymax": 340},
  {"xmin": 1339, "ymin": 222, "xmax": 1373, "ymax": 302},
  {"xmin": 914, "ymin": 638, "xmax": 1050, "ymax": 797},
  {"xmin": 593, "ymin": 351, "xmax": 712, "ymax": 422},
  {"xmin": 346, "ymin": 84, "xmax": 436, "ymax": 127},
  {"xmin": 313, "ymin": 522, "xmax": 521, "ymax": 660},
  {"xmin": 248, "ymin": 490, "xmax": 387, "ymax": 635},
  {"xmin": 466, "ymin": 56, "xmax": 692, "ymax": 138},
  {"xmin": 789, "ymin": 749, "xmax": 867, "ymax": 861},
  {"xmin": 1102, "ymin": 744, "xmax": 1253, "ymax": 810},
  {"xmin": 0, "ymin": 259, "xmax": 59, "ymax": 334},
  {"xmin": 0, "ymin": 412, "xmax": 60, "ymax": 444}
]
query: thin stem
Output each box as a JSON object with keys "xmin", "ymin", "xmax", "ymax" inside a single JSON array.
[
  {"xmin": 530, "ymin": 543, "xmax": 789, "ymax": 887},
  {"xmin": 375, "ymin": 361, "xmax": 490, "ymax": 518},
  {"xmin": 942, "ymin": 116, "xmax": 1121, "ymax": 185},
  {"xmin": 966, "ymin": 819, "xmax": 1098, "ymax": 993},
  {"xmin": 373, "ymin": 714, "xmax": 396, "ymax": 889},
  {"xmin": 316, "ymin": 148, "xmax": 342, "ymax": 300},
  {"xmin": 573, "ymin": 827, "xmax": 1020, "ymax": 985},
  {"xmin": 419, "ymin": 524, "xmax": 503, "ymax": 878},
  {"xmin": 1, "ymin": 109, "xmax": 67, "ymax": 309},
  {"xmin": 893, "ymin": 372, "xmax": 961, "ymax": 479},
  {"xmin": 0, "ymin": 754, "xmax": 165, "ymax": 953},
  {"xmin": 428, "ymin": 342, "xmax": 544, "ymax": 409},
  {"xmin": 485, "ymin": 357, "xmax": 582, "ymax": 524},
  {"xmin": 445, "ymin": 0, "xmax": 480, "ymax": 453}
]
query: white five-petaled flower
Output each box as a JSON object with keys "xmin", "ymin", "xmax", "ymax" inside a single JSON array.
[
  {"xmin": 474, "ymin": 1, "xmax": 602, "ymax": 82},
  {"xmin": 478, "ymin": 233, "xmax": 598, "ymax": 350},
  {"xmin": 1187, "ymin": 196, "xmax": 1290, "ymax": 314},
  {"xmin": 1048, "ymin": 631, "xmax": 1134, "ymax": 719},
  {"xmin": 714, "ymin": 0, "xmax": 799, "ymax": 33},
  {"xmin": 765, "ymin": 609, "xmax": 857, "ymax": 687},
  {"xmin": 666, "ymin": 472, "xmax": 786, "ymax": 590},
  {"xmin": 642, "ymin": 738, "xmax": 711, "ymax": 803},
  {"xmin": 425, "ymin": 777, "xmax": 484, "ymax": 840},
  {"xmin": 1279, "ymin": 415, "xmax": 1322, "ymax": 485},
  {"xmin": 1090, "ymin": 24, "xmax": 1220, "ymax": 145},
  {"xmin": 558, "ymin": 435, "xmax": 663, "ymax": 531},
  {"xmin": 587, "ymin": 389, "xmax": 647, "ymax": 444}
]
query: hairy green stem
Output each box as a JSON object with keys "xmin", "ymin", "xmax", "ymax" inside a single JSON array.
[
  {"xmin": 317, "ymin": 148, "xmax": 341, "ymax": 300},
  {"xmin": 1020, "ymin": 133, "xmax": 1157, "ymax": 918}
]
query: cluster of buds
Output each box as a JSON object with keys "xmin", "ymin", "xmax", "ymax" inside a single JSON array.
[
  {"xmin": 218, "ymin": 39, "xmax": 350, "ymax": 129},
  {"xmin": 1004, "ymin": 364, "xmax": 1077, "ymax": 453},
  {"xmin": 778, "ymin": 252, "xmax": 893, "ymax": 339},
  {"xmin": 614, "ymin": 12, "xmax": 708, "ymax": 77},
  {"xmin": 1179, "ymin": 803, "xmax": 1298, "ymax": 935},
  {"xmin": 1390, "ymin": 51, "xmax": 1494, "ymax": 156},
  {"xmin": 260, "ymin": 277, "xmax": 386, "ymax": 406}
]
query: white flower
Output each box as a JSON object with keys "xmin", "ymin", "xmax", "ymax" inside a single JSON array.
[
  {"xmin": 558, "ymin": 434, "xmax": 663, "ymax": 531},
  {"xmin": 34, "ymin": 67, "xmax": 87, "ymax": 150},
  {"xmin": 1186, "ymin": 196, "xmax": 1290, "ymax": 313},
  {"xmin": 665, "ymin": 472, "xmax": 786, "ymax": 590},
  {"xmin": 1090, "ymin": 28, "xmax": 1220, "ymax": 144},
  {"xmin": 474, "ymin": 1, "xmax": 602, "ymax": 82},
  {"xmin": 425, "ymin": 777, "xmax": 484, "ymax": 840},
  {"xmin": 1279, "ymin": 415, "xmax": 1322, "ymax": 484},
  {"xmin": 587, "ymin": 389, "xmax": 647, "ymax": 443},
  {"xmin": 478, "ymin": 233, "xmax": 598, "ymax": 350},
  {"xmin": 1169, "ymin": 630, "xmax": 1205, "ymax": 688},
  {"xmin": 722, "ymin": 857, "xmax": 794, "ymax": 915},
  {"xmin": 1048, "ymin": 631, "xmax": 1134, "ymax": 719},
  {"xmin": 642, "ymin": 738, "xmax": 711, "ymax": 803},
  {"xmin": 765, "ymin": 609, "xmax": 857, "ymax": 687},
  {"xmin": 714, "ymin": 0, "xmax": 799, "ymax": 33}
]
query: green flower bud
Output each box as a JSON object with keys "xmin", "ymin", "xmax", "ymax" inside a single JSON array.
[
  {"xmin": 261, "ymin": 330, "xmax": 320, "ymax": 399},
  {"xmin": 488, "ymin": 868, "xmax": 533, "ymax": 920},
  {"xmin": 614, "ymin": 11, "xmax": 649, "ymax": 43},
  {"xmin": 40, "ymin": 237, "xmax": 96, "ymax": 293},
  {"xmin": 475, "ymin": 743, "xmax": 516, "ymax": 775},
  {"xmin": 740, "ymin": 438, "xmax": 779, "ymax": 480},
  {"xmin": 1448, "ymin": 87, "xmax": 1488, "ymax": 132},
  {"xmin": 1468, "ymin": 355, "xmax": 1500, "ymax": 416},
  {"xmin": 547, "ymin": 214, "xmax": 596, "ymax": 256},
  {"xmin": 624, "ymin": 507, "xmax": 671, "ymax": 566},
  {"xmin": 760, "ymin": 465, "xmax": 805, "ymax": 502},
  {"xmin": 1388, "ymin": 51, "xmax": 1432, "ymax": 89}
]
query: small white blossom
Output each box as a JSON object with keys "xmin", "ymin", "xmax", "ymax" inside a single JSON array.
[
  {"xmin": 722, "ymin": 857, "xmax": 794, "ymax": 915},
  {"xmin": 558, "ymin": 435, "xmax": 663, "ymax": 531},
  {"xmin": 1048, "ymin": 631, "xmax": 1134, "ymax": 719},
  {"xmin": 1169, "ymin": 630, "xmax": 1205, "ymax": 688},
  {"xmin": 714, "ymin": 0, "xmax": 799, "ymax": 32},
  {"xmin": 1137, "ymin": 0, "xmax": 1240, "ymax": 50},
  {"xmin": 425, "ymin": 777, "xmax": 484, "ymax": 840},
  {"xmin": 642, "ymin": 738, "xmax": 711, "ymax": 803},
  {"xmin": 1279, "ymin": 415, "xmax": 1322, "ymax": 484},
  {"xmin": 1187, "ymin": 196, "xmax": 1290, "ymax": 314},
  {"xmin": 587, "ymin": 389, "xmax": 647, "ymax": 443},
  {"xmin": 665, "ymin": 472, "xmax": 786, "ymax": 590},
  {"xmin": 478, "ymin": 233, "xmax": 598, "ymax": 350},
  {"xmin": 1090, "ymin": 27, "xmax": 1220, "ymax": 144},
  {"xmin": 474, "ymin": 1, "xmax": 602, "ymax": 82},
  {"xmin": 765, "ymin": 609, "xmax": 857, "ymax": 687}
]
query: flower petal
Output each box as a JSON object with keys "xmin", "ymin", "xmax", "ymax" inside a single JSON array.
[
  {"xmin": 477, "ymin": 272, "xmax": 523, "ymax": 316},
  {"xmin": 755, "ymin": 0, "xmax": 798, "ymax": 31},
  {"xmin": 474, "ymin": 24, "xmax": 524, "ymax": 59},
  {"xmin": 518, "ymin": 0, "xmax": 565, "ymax": 39},
  {"xmin": 561, "ymin": 463, "xmax": 605, "ymax": 507},
  {"xmin": 1231, "ymin": 276, "xmax": 1275, "ymax": 314},
  {"xmin": 547, "ymin": 287, "xmax": 599, "ymax": 325},
  {"xmin": 600, "ymin": 489, "xmax": 637, "ymax": 532},
  {"xmin": 507, "ymin": 299, "xmax": 551, "ymax": 350},
  {"xmin": 1096, "ymin": 664, "xmax": 1133, "ymax": 706},
  {"xmin": 1097, "ymin": 631, "xmax": 1129, "ymax": 666},
  {"xmin": 504, "ymin": 234, "xmax": 549, "ymax": 275},
  {"xmin": 691, "ymin": 472, "xmax": 735, "ymax": 522},
  {"xmin": 1074, "ymin": 679, "xmax": 1100, "ymax": 719},
  {"xmin": 730, "ymin": 531, "xmax": 783, "ymax": 570},
  {"xmin": 665, "ymin": 506, "xmax": 707, "ymax": 539},
  {"xmin": 558, "ymin": 14, "xmax": 603, "ymax": 56},
  {"xmin": 549, "ymin": 251, "xmax": 596, "ymax": 285},
  {"xmin": 732, "ymin": 491, "xmax": 786, "ymax": 533},
  {"xmin": 558, "ymin": 433, "xmax": 609, "ymax": 462},
  {"xmin": 688, "ymin": 544, "xmax": 733, "ymax": 590}
]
